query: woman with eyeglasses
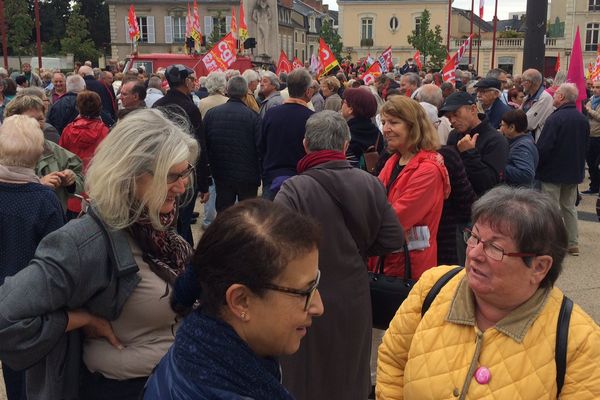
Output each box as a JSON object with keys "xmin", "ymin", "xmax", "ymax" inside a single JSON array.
[
  {"xmin": 144, "ymin": 199, "xmax": 324, "ymax": 399},
  {"xmin": 376, "ymin": 186, "xmax": 600, "ymax": 399},
  {"xmin": 0, "ymin": 108, "xmax": 198, "ymax": 400}
]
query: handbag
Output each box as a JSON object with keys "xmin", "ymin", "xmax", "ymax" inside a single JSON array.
[
  {"xmin": 369, "ymin": 245, "xmax": 415, "ymax": 330},
  {"xmin": 362, "ymin": 132, "xmax": 381, "ymax": 175}
]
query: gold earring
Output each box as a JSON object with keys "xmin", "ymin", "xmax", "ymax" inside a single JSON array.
[{"xmin": 241, "ymin": 312, "xmax": 247, "ymax": 320}]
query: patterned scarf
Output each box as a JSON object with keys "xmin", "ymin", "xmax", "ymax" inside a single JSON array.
[
  {"xmin": 296, "ymin": 150, "xmax": 347, "ymax": 174},
  {"xmin": 127, "ymin": 207, "xmax": 193, "ymax": 288}
]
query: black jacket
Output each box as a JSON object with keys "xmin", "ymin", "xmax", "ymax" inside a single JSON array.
[
  {"xmin": 447, "ymin": 115, "xmax": 509, "ymax": 196},
  {"xmin": 346, "ymin": 117, "xmax": 383, "ymax": 167},
  {"xmin": 153, "ymin": 89, "xmax": 210, "ymax": 193},
  {"xmin": 204, "ymin": 98, "xmax": 261, "ymax": 185},
  {"xmin": 46, "ymin": 92, "xmax": 79, "ymax": 135},
  {"xmin": 536, "ymin": 103, "xmax": 590, "ymax": 184},
  {"xmin": 83, "ymin": 76, "xmax": 117, "ymax": 121}
]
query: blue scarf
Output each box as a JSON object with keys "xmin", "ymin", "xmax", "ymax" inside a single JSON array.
[
  {"xmin": 174, "ymin": 311, "xmax": 294, "ymax": 400},
  {"xmin": 592, "ymin": 95, "xmax": 600, "ymax": 110}
]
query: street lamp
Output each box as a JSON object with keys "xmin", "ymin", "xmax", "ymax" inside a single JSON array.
[{"xmin": 565, "ymin": 49, "xmax": 571, "ymax": 70}]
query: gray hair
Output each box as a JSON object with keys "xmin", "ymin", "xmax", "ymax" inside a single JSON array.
[
  {"xmin": 461, "ymin": 71, "xmax": 472, "ymax": 81},
  {"xmin": 66, "ymin": 74, "xmax": 86, "ymax": 93},
  {"xmin": 304, "ymin": 110, "xmax": 350, "ymax": 152},
  {"xmin": 78, "ymin": 65, "xmax": 94, "ymax": 77},
  {"xmin": 17, "ymin": 86, "xmax": 46, "ymax": 100},
  {"xmin": 553, "ymin": 71, "xmax": 567, "ymax": 86},
  {"xmin": 523, "ymin": 69, "xmax": 543, "ymax": 86},
  {"xmin": 4, "ymin": 95, "xmax": 44, "ymax": 117},
  {"xmin": 0, "ymin": 115, "xmax": 44, "ymax": 168},
  {"xmin": 86, "ymin": 108, "xmax": 199, "ymax": 230},
  {"xmin": 225, "ymin": 69, "xmax": 240, "ymax": 80},
  {"xmin": 415, "ymin": 84, "xmax": 443, "ymax": 108},
  {"xmin": 471, "ymin": 185, "xmax": 568, "ymax": 288},
  {"xmin": 226, "ymin": 76, "xmax": 248, "ymax": 99},
  {"xmin": 486, "ymin": 68, "xmax": 507, "ymax": 80},
  {"xmin": 147, "ymin": 76, "xmax": 163, "ymax": 90},
  {"xmin": 205, "ymin": 71, "xmax": 227, "ymax": 95},
  {"xmin": 287, "ymin": 68, "xmax": 312, "ymax": 98},
  {"xmin": 557, "ymin": 83, "xmax": 578, "ymax": 103},
  {"xmin": 261, "ymin": 71, "xmax": 280, "ymax": 90},
  {"xmin": 242, "ymin": 69, "xmax": 259, "ymax": 84},
  {"xmin": 52, "ymin": 72, "xmax": 65, "ymax": 81},
  {"xmin": 402, "ymin": 72, "xmax": 421, "ymax": 88},
  {"xmin": 198, "ymin": 76, "xmax": 207, "ymax": 87}
]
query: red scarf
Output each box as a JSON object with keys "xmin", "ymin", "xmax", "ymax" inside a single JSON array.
[{"xmin": 296, "ymin": 150, "xmax": 347, "ymax": 174}]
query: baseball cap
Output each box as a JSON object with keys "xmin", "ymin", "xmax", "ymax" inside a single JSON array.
[
  {"xmin": 439, "ymin": 91, "xmax": 477, "ymax": 116},
  {"xmin": 473, "ymin": 78, "xmax": 502, "ymax": 90},
  {"xmin": 165, "ymin": 64, "xmax": 194, "ymax": 87}
]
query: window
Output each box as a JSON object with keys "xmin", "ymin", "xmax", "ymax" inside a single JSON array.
[
  {"xmin": 138, "ymin": 16, "xmax": 149, "ymax": 42},
  {"xmin": 586, "ymin": 23, "xmax": 600, "ymax": 51},
  {"xmin": 389, "ymin": 16, "xmax": 399, "ymax": 32},
  {"xmin": 590, "ymin": 0, "xmax": 600, "ymax": 11},
  {"xmin": 126, "ymin": 16, "xmax": 155, "ymax": 43},
  {"xmin": 361, "ymin": 18, "xmax": 373, "ymax": 40},
  {"xmin": 415, "ymin": 17, "xmax": 421, "ymax": 35},
  {"xmin": 172, "ymin": 16, "xmax": 185, "ymax": 43},
  {"xmin": 309, "ymin": 16, "xmax": 316, "ymax": 32}
]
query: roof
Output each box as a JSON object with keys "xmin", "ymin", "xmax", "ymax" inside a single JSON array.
[
  {"xmin": 292, "ymin": 0, "xmax": 328, "ymax": 17},
  {"xmin": 106, "ymin": 0, "xmax": 238, "ymax": 4},
  {"xmin": 496, "ymin": 16, "xmax": 526, "ymax": 32},
  {"xmin": 452, "ymin": 7, "xmax": 493, "ymax": 32},
  {"xmin": 328, "ymin": 10, "xmax": 339, "ymax": 25}
]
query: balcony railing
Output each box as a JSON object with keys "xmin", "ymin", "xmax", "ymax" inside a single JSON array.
[{"xmin": 452, "ymin": 37, "xmax": 564, "ymax": 49}]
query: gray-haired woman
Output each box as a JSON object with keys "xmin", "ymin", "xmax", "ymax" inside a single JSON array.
[
  {"xmin": 0, "ymin": 108, "xmax": 198, "ymax": 400},
  {"xmin": 198, "ymin": 71, "xmax": 228, "ymax": 118}
]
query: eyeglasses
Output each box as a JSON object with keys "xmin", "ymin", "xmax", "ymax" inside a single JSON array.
[
  {"xmin": 166, "ymin": 163, "xmax": 194, "ymax": 184},
  {"xmin": 263, "ymin": 270, "xmax": 321, "ymax": 311},
  {"xmin": 463, "ymin": 228, "xmax": 537, "ymax": 262}
]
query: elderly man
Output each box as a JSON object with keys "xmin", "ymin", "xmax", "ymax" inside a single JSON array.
[
  {"xmin": 204, "ymin": 76, "xmax": 261, "ymax": 211},
  {"xmin": 521, "ymin": 68, "xmax": 554, "ymax": 141},
  {"xmin": 241, "ymin": 69, "xmax": 260, "ymax": 112},
  {"xmin": 49, "ymin": 72, "xmax": 67, "ymax": 104},
  {"xmin": 78, "ymin": 65, "xmax": 117, "ymax": 122},
  {"xmin": 536, "ymin": 83, "xmax": 590, "ymax": 256},
  {"xmin": 415, "ymin": 84, "xmax": 452, "ymax": 145},
  {"xmin": 259, "ymin": 68, "xmax": 314, "ymax": 199},
  {"xmin": 199, "ymin": 71, "xmax": 228, "ymax": 118},
  {"xmin": 117, "ymin": 80, "xmax": 146, "ymax": 119},
  {"xmin": 474, "ymin": 77, "xmax": 511, "ymax": 129},
  {"xmin": 258, "ymin": 71, "xmax": 283, "ymax": 118},
  {"xmin": 46, "ymin": 75, "xmax": 86, "ymax": 134},
  {"xmin": 145, "ymin": 76, "xmax": 164, "ymax": 107},
  {"xmin": 400, "ymin": 72, "xmax": 420, "ymax": 97},
  {"xmin": 275, "ymin": 110, "xmax": 403, "ymax": 400},
  {"xmin": 486, "ymin": 68, "xmax": 510, "ymax": 104},
  {"xmin": 584, "ymin": 80, "xmax": 600, "ymax": 195}
]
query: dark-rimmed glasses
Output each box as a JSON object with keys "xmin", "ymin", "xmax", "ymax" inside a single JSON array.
[
  {"xmin": 463, "ymin": 228, "xmax": 537, "ymax": 262},
  {"xmin": 263, "ymin": 270, "xmax": 321, "ymax": 311},
  {"xmin": 166, "ymin": 163, "xmax": 194, "ymax": 184}
]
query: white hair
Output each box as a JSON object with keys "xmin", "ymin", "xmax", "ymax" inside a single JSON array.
[
  {"xmin": 205, "ymin": 71, "xmax": 227, "ymax": 95},
  {"xmin": 0, "ymin": 115, "xmax": 44, "ymax": 168},
  {"xmin": 66, "ymin": 75, "xmax": 86, "ymax": 93},
  {"xmin": 242, "ymin": 69, "xmax": 259, "ymax": 83}
]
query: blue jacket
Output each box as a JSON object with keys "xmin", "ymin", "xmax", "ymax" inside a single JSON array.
[
  {"xmin": 505, "ymin": 134, "xmax": 539, "ymax": 186},
  {"xmin": 536, "ymin": 103, "xmax": 590, "ymax": 184},
  {"xmin": 485, "ymin": 97, "xmax": 512, "ymax": 129}
]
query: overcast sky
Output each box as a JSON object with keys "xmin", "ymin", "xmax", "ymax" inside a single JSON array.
[{"xmin": 323, "ymin": 0, "xmax": 531, "ymax": 21}]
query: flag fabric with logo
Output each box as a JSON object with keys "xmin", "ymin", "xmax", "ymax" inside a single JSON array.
[
  {"xmin": 276, "ymin": 50, "xmax": 293, "ymax": 75},
  {"xmin": 366, "ymin": 53, "xmax": 374, "ymax": 67},
  {"xmin": 590, "ymin": 48, "xmax": 600, "ymax": 81},
  {"xmin": 414, "ymin": 50, "xmax": 422, "ymax": 70},
  {"xmin": 192, "ymin": 0, "xmax": 202, "ymax": 47},
  {"xmin": 479, "ymin": 0, "xmax": 485, "ymax": 18},
  {"xmin": 378, "ymin": 46, "xmax": 392, "ymax": 73},
  {"xmin": 239, "ymin": 0, "xmax": 248, "ymax": 43},
  {"xmin": 319, "ymin": 38, "xmax": 339, "ymax": 76},
  {"xmin": 231, "ymin": 6, "xmax": 238, "ymax": 40},
  {"xmin": 292, "ymin": 57, "xmax": 303, "ymax": 69},
  {"xmin": 457, "ymin": 34, "xmax": 473, "ymax": 62},
  {"xmin": 128, "ymin": 5, "xmax": 140, "ymax": 42},
  {"xmin": 360, "ymin": 61, "xmax": 382, "ymax": 86},
  {"xmin": 202, "ymin": 32, "xmax": 238, "ymax": 72},
  {"xmin": 566, "ymin": 26, "xmax": 587, "ymax": 112},
  {"xmin": 442, "ymin": 54, "xmax": 458, "ymax": 84}
]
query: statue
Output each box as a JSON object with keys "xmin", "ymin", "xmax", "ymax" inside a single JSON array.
[{"xmin": 252, "ymin": 0, "xmax": 273, "ymax": 56}]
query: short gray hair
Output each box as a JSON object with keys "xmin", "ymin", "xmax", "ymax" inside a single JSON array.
[
  {"xmin": 4, "ymin": 95, "xmax": 44, "ymax": 117},
  {"xmin": 415, "ymin": 84, "xmax": 443, "ymax": 108},
  {"xmin": 402, "ymin": 72, "xmax": 421, "ymax": 88},
  {"xmin": 78, "ymin": 65, "xmax": 94, "ymax": 77},
  {"xmin": 242, "ymin": 69, "xmax": 259, "ymax": 83},
  {"xmin": 287, "ymin": 68, "xmax": 312, "ymax": 98},
  {"xmin": 226, "ymin": 76, "xmax": 248, "ymax": 99},
  {"xmin": 147, "ymin": 76, "xmax": 163, "ymax": 90},
  {"xmin": 225, "ymin": 69, "xmax": 240, "ymax": 80},
  {"xmin": 471, "ymin": 185, "xmax": 568, "ymax": 288},
  {"xmin": 66, "ymin": 75, "xmax": 86, "ymax": 93},
  {"xmin": 86, "ymin": 108, "xmax": 199, "ymax": 230},
  {"xmin": 304, "ymin": 110, "xmax": 350, "ymax": 152},
  {"xmin": 0, "ymin": 115, "xmax": 44, "ymax": 168},
  {"xmin": 261, "ymin": 71, "xmax": 280, "ymax": 90},
  {"xmin": 557, "ymin": 83, "xmax": 578, "ymax": 103},
  {"xmin": 486, "ymin": 68, "xmax": 507, "ymax": 80},
  {"xmin": 205, "ymin": 71, "xmax": 227, "ymax": 95},
  {"xmin": 523, "ymin": 69, "xmax": 543, "ymax": 86}
]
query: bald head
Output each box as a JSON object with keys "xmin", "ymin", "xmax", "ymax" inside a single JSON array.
[
  {"xmin": 78, "ymin": 65, "xmax": 94, "ymax": 77},
  {"xmin": 522, "ymin": 68, "xmax": 543, "ymax": 95},
  {"xmin": 416, "ymin": 84, "xmax": 443, "ymax": 108}
]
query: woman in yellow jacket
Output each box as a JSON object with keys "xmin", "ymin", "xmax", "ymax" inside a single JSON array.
[{"xmin": 377, "ymin": 185, "xmax": 600, "ymax": 399}]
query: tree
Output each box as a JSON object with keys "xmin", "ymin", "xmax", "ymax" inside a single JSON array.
[
  {"xmin": 206, "ymin": 12, "xmax": 226, "ymax": 48},
  {"xmin": 40, "ymin": 0, "xmax": 71, "ymax": 54},
  {"xmin": 320, "ymin": 19, "xmax": 343, "ymax": 61},
  {"xmin": 61, "ymin": 3, "xmax": 100, "ymax": 63},
  {"xmin": 78, "ymin": 0, "xmax": 110, "ymax": 51},
  {"xmin": 407, "ymin": 9, "xmax": 446, "ymax": 70},
  {"xmin": 4, "ymin": 0, "xmax": 33, "ymax": 59}
]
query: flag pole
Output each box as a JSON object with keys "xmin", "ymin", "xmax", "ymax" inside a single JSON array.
[
  {"xmin": 491, "ymin": 0, "xmax": 498, "ymax": 68},
  {"xmin": 0, "ymin": 0, "xmax": 8, "ymax": 69},
  {"xmin": 447, "ymin": 0, "xmax": 452, "ymax": 53},
  {"xmin": 469, "ymin": 0, "xmax": 474, "ymax": 63},
  {"xmin": 476, "ymin": 23, "xmax": 481, "ymax": 74}
]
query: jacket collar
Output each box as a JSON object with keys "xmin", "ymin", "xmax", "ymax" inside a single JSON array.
[{"xmin": 447, "ymin": 276, "xmax": 551, "ymax": 342}]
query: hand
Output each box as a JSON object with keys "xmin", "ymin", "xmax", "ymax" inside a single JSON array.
[
  {"xmin": 457, "ymin": 133, "xmax": 478, "ymax": 153},
  {"xmin": 57, "ymin": 169, "xmax": 76, "ymax": 187},
  {"xmin": 40, "ymin": 172, "xmax": 62, "ymax": 188},
  {"xmin": 199, "ymin": 192, "xmax": 210, "ymax": 204},
  {"xmin": 82, "ymin": 314, "xmax": 124, "ymax": 350}
]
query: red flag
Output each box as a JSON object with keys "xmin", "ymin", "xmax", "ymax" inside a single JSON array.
[
  {"xmin": 192, "ymin": 0, "xmax": 202, "ymax": 45},
  {"xmin": 127, "ymin": 5, "xmax": 140, "ymax": 42},
  {"xmin": 276, "ymin": 50, "xmax": 293, "ymax": 75},
  {"xmin": 360, "ymin": 61, "xmax": 382, "ymax": 85},
  {"xmin": 238, "ymin": 0, "xmax": 248, "ymax": 43},
  {"xmin": 202, "ymin": 32, "xmax": 238, "ymax": 72},
  {"xmin": 555, "ymin": 53, "xmax": 560, "ymax": 73},
  {"xmin": 457, "ymin": 34, "xmax": 473, "ymax": 62},
  {"xmin": 377, "ymin": 46, "xmax": 393, "ymax": 72},
  {"xmin": 319, "ymin": 38, "xmax": 339, "ymax": 76},
  {"xmin": 442, "ymin": 54, "xmax": 458, "ymax": 84},
  {"xmin": 590, "ymin": 48, "xmax": 600, "ymax": 81},
  {"xmin": 185, "ymin": 3, "xmax": 192, "ymax": 39},
  {"xmin": 479, "ymin": 0, "xmax": 485, "ymax": 18},
  {"xmin": 230, "ymin": 6, "xmax": 238, "ymax": 40},
  {"xmin": 414, "ymin": 50, "xmax": 422, "ymax": 70},
  {"xmin": 292, "ymin": 57, "xmax": 303, "ymax": 69},
  {"xmin": 566, "ymin": 27, "xmax": 587, "ymax": 111}
]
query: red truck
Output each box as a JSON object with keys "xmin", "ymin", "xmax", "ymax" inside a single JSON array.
[{"xmin": 123, "ymin": 53, "xmax": 255, "ymax": 77}]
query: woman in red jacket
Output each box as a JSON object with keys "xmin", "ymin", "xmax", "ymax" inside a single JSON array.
[
  {"xmin": 59, "ymin": 90, "xmax": 109, "ymax": 218},
  {"xmin": 371, "ymin": 96, "xmax": 450, "ymax": 279}
]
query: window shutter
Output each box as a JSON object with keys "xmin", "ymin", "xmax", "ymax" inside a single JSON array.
[
  {"xmin": 226, "ymin": 16, "xmax": 231, "ymax": 33},
  {"xmin": 165, "ymin": 16, "xmax": 173, "ymax": 44},
  {"xmin": 125, "ymin": 18, "xmax": 132, "ymax": 43},
  {"xmin": 204, "ymin": 15, "xmax": 213, "ymax": 38},
  {"xmin": 147, "ymin": 16, "xmax": 155, "ymax": 43}
]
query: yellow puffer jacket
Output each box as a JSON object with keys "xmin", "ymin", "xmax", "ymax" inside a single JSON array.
[{"xmin": 377, "ymin": 266, "xmax": 600, "ymax": 400}]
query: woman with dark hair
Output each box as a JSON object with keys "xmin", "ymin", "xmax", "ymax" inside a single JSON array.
[
  {"xmin": 59, "ymin": 90, "xmax": 110, "ymax": 217},
  {"xmin": 341, "ymin": 87, "xmax": 383, "ymax": 169},
  {"xmin": 144, "ymin": 199, "xmax": 324, "ymax": 399},
  {"xmin": 507, "ymin": 86, "xmax": 525, "ymax": 109},
  {"xmin": 499, "ymin": 109, "xmax": 538, "ymax": 187}
]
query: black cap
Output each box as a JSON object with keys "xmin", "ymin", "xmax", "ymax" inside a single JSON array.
[
  {"xmin": 439, "ymin": 92, "xmax": 477, "ymax": 116},
  {"xmin": 474, "ymin": 77, "xmax": 502, "ymax": 90},
  {"xmin": 165, "ymin": 64, "xmax": 194, "ymax": 87}
]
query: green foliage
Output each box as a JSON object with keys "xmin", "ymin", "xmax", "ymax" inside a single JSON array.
[
  {"xmin": 207, "ymin": 12, "xmax": 226, "ymax": 49},
  {"xmin": 407, "ymin": 9, "xmax": 447, "ymax": 70},
  {"xmin": 61, "ymin": 4, "xmax": 100, "ymax": 63},
  {"xmin": 498, "ymin": 30, "xmax": 524, "ymax": 38},
  {"xmin": 4, "ymin": 0, "xmax": 33, "ymax": 56},
  {"xmin": 320, "ymin": 19, "xmax": 343, "ymax": 61}
]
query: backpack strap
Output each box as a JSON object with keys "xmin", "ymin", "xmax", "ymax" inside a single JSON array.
[
  {"xmin": 555, "ymin": 295, "xmax": 573, "ymax": 398},
  {"xmin": 421, "ymin": 267, "xmax": 463, "ymax": 318}
]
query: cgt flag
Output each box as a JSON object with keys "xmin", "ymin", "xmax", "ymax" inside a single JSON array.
[
  {"xmin": 202, "ymin": 32, "xmax": 238, "ymax": 72},
  {"xmin": 378, "ymin": 46, "xmax": 392, "ymax": 73},
  {"xmin": 128, "ymin": 5, "xmax": 140, "ymax": 42},
  {"xmin": 442, "ymin": 53, "xmax": 458, "ymax": 84},
  {"xmin": 360, "ymin": 61, "xmax": 382, "ymax": 86},
  {"xmin": 319, "ymin": 38, "xmax": 339, "ymax": 76},
  {"xmin": 276, "ymin": 50, "xmax": 293, "ymax": 75},
  {"xmin": 230, "ymin": 6, "xmax": 238, "ymax": 40},
  {"xmin": 192, "ymin": 0, "xmax": 202, "ymax": 47},
  {"xmin": 238, "ymin": 0, "xmax": 248, "ymax": 43},
  {"xmin": 292, "ymin": 57, "xmax": 303, "ymax": 69}
]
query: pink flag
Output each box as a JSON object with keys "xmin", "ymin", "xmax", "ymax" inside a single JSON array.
[{"xmin": 566, "ymin": 26, "xmax": 587, "ymax": 112}]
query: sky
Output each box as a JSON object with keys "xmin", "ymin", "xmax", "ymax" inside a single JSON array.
[{"xmin": 322, "ymin": 0, "xmax": 530, "ymax": 21}]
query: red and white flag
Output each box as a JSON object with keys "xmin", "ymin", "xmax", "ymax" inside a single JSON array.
[
  {"xmin": 276, "ymin": 50, "xmax": 293, "ymax": 75},
  {"xmin": 202, "ymin": 32, "xmax": 238, "ymax": 72},
  {"xmin": 191, "ymin": 0, "xmax": 202, "ymax": 50},
  {"xmin": 479, "ymin": 0, "xmax": 485, "ymax": 18},
  {"xmin": 127, "ymin": 5, "xmax": 140, "ymax": 42},
  {"xmin": 442, "ymin": 54, "xmax": 458, "ymax": 84},
  {"xmin": 414, "ymin": 50, "xmax": 422, "ymax": 70},
  {"xmin": 360, "ymin": 61, "xmax": 382, "ymax": 86},
  {"xmin": 292, "ymin": 57, "xmax": 303, "ymax": 70},
  {"xmin": 378, "ymin": 46, "xmax": 393, "ymax": 73},
  {"xmin": 457, "ymin": 34, "xmax": 473, "ymax": 62}
]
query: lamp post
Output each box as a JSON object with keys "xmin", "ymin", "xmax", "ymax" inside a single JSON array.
[{"xmin": 565, "ymin": 49, "xmax": 571, "ymax": 70}]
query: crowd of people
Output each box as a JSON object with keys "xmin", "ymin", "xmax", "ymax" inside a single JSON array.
[{"xmin": 0, "ymin": 57, "xmax": 599, "ymax": 400}]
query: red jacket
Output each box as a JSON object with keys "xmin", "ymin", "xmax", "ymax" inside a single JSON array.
[
  {"xmin": 369, "ymin": 151, "xmax": 450, "ymax": 279},
  {"xmin": 59, "ymin": 117, "xmax": 109, "ymax": 213}
]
